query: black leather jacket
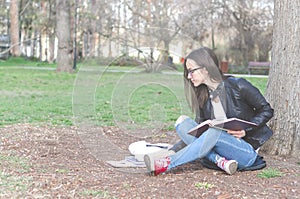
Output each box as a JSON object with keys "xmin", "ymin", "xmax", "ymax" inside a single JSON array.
[{"xmin": 196, "ymin": 76, "xmax": 274, "ymax": 149}]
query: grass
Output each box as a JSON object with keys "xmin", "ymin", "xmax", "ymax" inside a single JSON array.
[
  {"xmin": 55, "ymin": 168, "xmax": 69, "ymax": 174},
  {"xmin": 0, "ymin": 154, "xmax": 31, "ymax": 173},
  {"xmin": 80, "ymin": 189, "xmax": 117, "ymax": 198},
  {"xmin": 0, "ymin": 56, "xmax": 56, "ymax": 67},
  {"xmin": 0, "ymin": 62, "xmax": 268, "ymax": 128},
  {"xmin": 0, "ymin": 67, "xmax": 74, "ymax": 126},
  {"xmin": 100, "ymin": 72, "xmax": 188, "ymax": 129},
  {"xmin": 257, "ymin": 168, "xmax": 284, "ymax": 179},
  {"xmin": 195, "ymin": 182, "xmax": 215, "ymax": 190},
  {"xmin": 0, "ymin": 174, "xmax": 32, "ymax": 194},
  {"xmin": 0, "ymin": 154, "xmax": 32, "ymax": 194},
  {"xmin": 242, "ymin": 76, "xmax": 268, "ymax": 95}
]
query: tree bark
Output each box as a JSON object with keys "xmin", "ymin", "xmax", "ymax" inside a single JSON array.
[
  {"xmin": 10, "ymin": 0, "xmax": 20, "ymax": 56},
  {"xmin": 263, "ymin": 1, "xmax": 300, "ymax": 157},
  {"xmin": 48, "ymin": 33, "xmax": 55, "ymax": 64},
  {"xmin": 56, "ymin": 0, "xmax": 73, "ymax": 73}
]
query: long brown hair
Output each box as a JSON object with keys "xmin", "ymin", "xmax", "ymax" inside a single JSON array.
[{"xmin": 183, "ymin": 47, "xmax": 224, "ymax": 114}]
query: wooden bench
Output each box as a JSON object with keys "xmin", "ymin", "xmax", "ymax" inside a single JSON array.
[{"xmin": 248, "ymin": 61, "xmax": 270, "ymax": 75}]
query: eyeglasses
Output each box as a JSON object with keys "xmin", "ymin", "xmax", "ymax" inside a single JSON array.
[{"xmin": 187, "ymin": 67, "xmax": 203, "ymax": 75}]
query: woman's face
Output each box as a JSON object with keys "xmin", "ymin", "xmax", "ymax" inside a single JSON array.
[{"xmin": 186, "ymin": 58, "xmax": 208, "ymax": 87}]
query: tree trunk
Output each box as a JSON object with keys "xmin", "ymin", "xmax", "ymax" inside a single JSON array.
[
  {"xmin": 48, "ymin": 33, "xmax": 55, "ymax": 64},
  {"xmin": 263, "ymin": 1, "xmax": 300, "ymax": 157},
  {"xmin": 31, "ymin": 31, "xmax": 37, "ymax": 58},
  {"xmin": 56, "ymin": 0, "xmax": 73, "ymax": 73},
  {"xmin": 38, "ymin": 33, "xmax": 42, "ymax": 60},
  {"xmin": 10, "ymin": 0, "xmax": 20, "ymax": 56}
]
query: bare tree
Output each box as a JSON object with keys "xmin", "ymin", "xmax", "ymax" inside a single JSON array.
[
  {"xmin": 10, "ymin": 0, "xmax": 20, "ymax": 56},
  {"xmin": 56, "ymin": 0, "xmax": 73, "ymax": 73},
  {"xmin": 40, "ymin": 1, "xmax": 56, "ymax": 63},
  {"xmin": 47, "ymin": 2, "xmax": 56, "ymax": 63},
  {"xmin": 218, "ymin": 0, "xmax": 273, "ymax": 65},
  {"xmin": 263, "ymin": 1, "xmax": 300, "ymax": 157},
  {"xmin": 124, "ymin": 0, "xmax": 182, "ymax": 72},
  {"xmin": 179, "ymin": 0, "xmax": 213, "ymax": 47},
  {"xmin": 3, "ymin": 0, "xmax": 274, "ymax": 70}
]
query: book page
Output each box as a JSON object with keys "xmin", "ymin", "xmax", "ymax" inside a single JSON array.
[{"xmin": 188, "ymin": 118, "xmax": 257, "ymax": 137}]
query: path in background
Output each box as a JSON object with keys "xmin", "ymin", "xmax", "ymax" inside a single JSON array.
[{"xmin": 0, "ymin": 65, "xmax": 269, "ymax": 78}]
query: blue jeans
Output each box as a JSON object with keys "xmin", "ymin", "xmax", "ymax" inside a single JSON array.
[{"xmin": 168, "ymin": 117, "xmax": 257, "ymax": 170}]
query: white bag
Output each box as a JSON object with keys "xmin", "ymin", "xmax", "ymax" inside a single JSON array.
[{"xmin": 128, "ymin": 141, "xmax": 171, "ymax": 161}]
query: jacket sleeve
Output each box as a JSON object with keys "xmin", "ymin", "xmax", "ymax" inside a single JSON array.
[
  {"xmin": 238, "ymin": 78, "xmax": 274, "ymax": 128},
  {"xmin": 195, "ymin": 108, "xmax": 205, "ymax": 124}
]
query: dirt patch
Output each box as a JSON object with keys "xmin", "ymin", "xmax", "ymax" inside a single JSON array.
[{"xmin": 0, "ymin": 124, "xmax": 299, "ymax": 198}]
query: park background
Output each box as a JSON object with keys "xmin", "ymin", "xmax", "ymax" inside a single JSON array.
[
  {"xmin": 1, "ymin": 0, "xmax": 273, "ymax": 73},
  {"xmin": 0, "ymin": 0, "xmax": 299, "ymax": 198}
]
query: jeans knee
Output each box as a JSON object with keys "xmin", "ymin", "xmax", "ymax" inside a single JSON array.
[
  {"xmin": 204, "ymin": 128, "xmax": 223, "ymax": 137},
  {"xmin": 175, "ymin": 115, "xmax": 190, "ymax": 127}
]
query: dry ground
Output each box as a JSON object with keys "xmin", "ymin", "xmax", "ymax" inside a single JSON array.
[{"xmin": 0, "ymin": 124, "xmax": 299, "ymax": 198}]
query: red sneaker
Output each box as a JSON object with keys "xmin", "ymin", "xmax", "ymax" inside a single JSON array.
[
  {"xmin": 154, "ymin": 157, "xmax": 171, "ymax": 176},
  {"xmin": 144, "ymin": 155, "xmax": 171, "ymax": 176}
]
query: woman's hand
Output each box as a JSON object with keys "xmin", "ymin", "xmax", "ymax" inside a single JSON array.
[{"xmin": 227, "ymin": 130, "xmax": 246, "ymax": 139}]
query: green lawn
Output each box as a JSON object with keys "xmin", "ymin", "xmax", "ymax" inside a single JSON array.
[
  {"xmin": 0, "ymin": 67, "xmax": 74, "ymax": 126},
  {"xmin": 0, "ymin": 64, "xmax": 268, "ymax": 129},
  {"xmin": 0, "ymin": 57, "xmax": 56, "ymax": 67}
]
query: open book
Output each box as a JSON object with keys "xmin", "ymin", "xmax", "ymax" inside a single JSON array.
[{"xmin": 188, "ymin": 118, "xmax": 258, "ymax": 137}]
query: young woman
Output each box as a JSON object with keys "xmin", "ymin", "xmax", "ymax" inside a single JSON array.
[{"xmin": 144, "ymin": 47, "xmax": 274, "ymax": 176}]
